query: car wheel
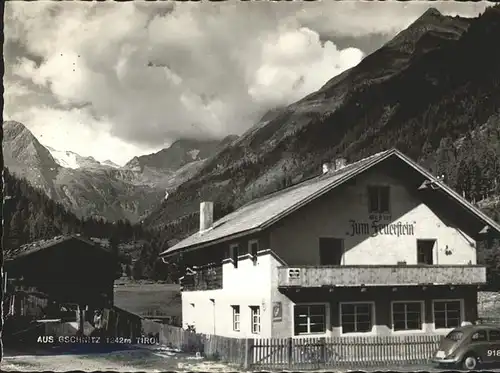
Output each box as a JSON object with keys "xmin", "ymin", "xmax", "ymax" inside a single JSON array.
[{"xmin": 462, "ymin": 354, "xmax": 479, "ymax": 370}]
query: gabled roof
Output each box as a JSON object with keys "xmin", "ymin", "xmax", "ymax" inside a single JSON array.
[
  {"xmin": 4, "ymin": 234, "xmax": 110, "ymax": 262},
  {"xmin": 160, "ymin": 148, "xmax": 500, "ymax": 257}
]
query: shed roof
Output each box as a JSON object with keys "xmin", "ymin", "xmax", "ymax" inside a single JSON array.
[
  {"xmin": 4, "ymin": 235, "xmax": 111, "ymax": 262},
  {"xmin": 160, "ymin": 148, "xmax": 500, "ymax": 256}
]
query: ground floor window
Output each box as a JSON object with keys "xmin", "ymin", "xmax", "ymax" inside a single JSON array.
[
  {"xmin": 231, "ymin": 305, "xmax": 240, "ymax": 331},
  {"xmin": 392, "ymin": 301, "xmax": 423, "ymax": 331},
  {"xmin": 250, "ymin": 306, "xmax": 261, "ymax": 334},
  {"xmin": 294, "ymin": 304, "xmax": 326, "ymax": 335},
  {"xmin": 340, "ymin": 303, "xmax": 373, "ymax": 333},
  {"xmin": 433, "ymin": 300, "xmax": 461, "ymax": 329}
]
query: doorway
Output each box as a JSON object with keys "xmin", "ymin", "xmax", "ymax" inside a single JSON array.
[
  {"xmin": 417, "ymin": 239, "xmax": 436, "ymax": 265},
  {"xmin": 319, "ymin": 238, "xmax": 344, "ymax": 265}
]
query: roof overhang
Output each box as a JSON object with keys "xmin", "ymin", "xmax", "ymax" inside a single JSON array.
[
  {"xmin": 160, "ymin": 149, "xmax": 500, "ymax": 257},
  {"xmin": 394, "ymin": 151, "xmax": 500, "ymax": 239},
  {"xmin": 5, "ymin": 235, "xmax": 114, "ymax": 264},
  {"xmin": 160, "ymin": 227, "xmax": 262, "ymax": 259},
  {"xmin": 159, "ymin": 150, "xmax": 397, "ymax": 257}
]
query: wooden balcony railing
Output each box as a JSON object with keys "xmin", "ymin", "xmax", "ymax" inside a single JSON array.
[
  {"xmin": 278, "ymin": 265, "xmax": 486, "ymax": 288},
  {"xmin": 181, "ymin": 265, "xmax": 223, "ymax": 291}
]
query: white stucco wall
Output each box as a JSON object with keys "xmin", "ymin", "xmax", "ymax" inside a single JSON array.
[
  {"xmin": 270, "ymin": 169, "xmax": 477, "ymax": 266},
  {"xmin": 181, "ymin": 253, "xmax": 274, "ymax": 338}
]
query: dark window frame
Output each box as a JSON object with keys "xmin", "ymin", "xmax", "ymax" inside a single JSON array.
[
  {"xmin": 417, "ymin": 239, "xmax": 436, "ymax": 265},
  {"xmin": 248, "ymin": 239, "xmax": 259, "ymax": 265},
  {"xmin": 319, "ymin": 237, "xmax": 344, "ymax": 265},
  {"xmin": 433, "ymin": 300, "xmax": 461, "ymax": 329},
  {"xmin": 392, "ymin": 301, "xmax": 423, "ymax": 331},
  {"xmin": 230, "ymin": 243, "xmax": 239, "ymax": 268},
  {"xmin": 293, "ymin": 304, "xmax": 327, "ymax": 336},
  {"xmin": 367, "ymin": 185, "xmax": 391, "ymax": 214},
  {"xmin": 340, "ymin": 302, "xmax": 374, "ymax": 334}
]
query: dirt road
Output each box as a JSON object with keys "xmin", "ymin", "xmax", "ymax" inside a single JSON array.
[{"xmin": 1, "ymin": 345, "xmax": 235, "ymax": 372}]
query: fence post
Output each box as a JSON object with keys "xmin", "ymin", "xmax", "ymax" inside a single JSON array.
[
  {"xmin": 243, "ymin": 338, "xmax": 254, "ymax": 369},
  {"xmin": 287, "ymin": 337, "xmax": 293, "ymax": 368},
  {"xmin": 320, "ymin": 337, "xmax": 326, "ymax": 366}
]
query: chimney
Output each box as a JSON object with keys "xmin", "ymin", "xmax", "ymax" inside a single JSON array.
[
  {"xmin": 322, "ymin": 163, "xmax": 330, "ymax": 174},
  {"xmin": 334, "ymin": 158, "xmax": 347, "ymax": 170},
  {"xmin": 199, "ymin": 202, "xmax": 214, "ymax": 232}
]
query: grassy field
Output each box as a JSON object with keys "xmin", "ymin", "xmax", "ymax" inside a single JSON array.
[{"xmin": 114, "ymin": 280, "xmax": 181, "ymax": 321}]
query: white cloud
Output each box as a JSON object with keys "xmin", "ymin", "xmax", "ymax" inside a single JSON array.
[
  {"xmin": 9, "ymin": 106, "xmax": 152, "ymax": 166},
  {"xmin": 4, "ymin": 1, "xmax": 494, "ymax": 164}
]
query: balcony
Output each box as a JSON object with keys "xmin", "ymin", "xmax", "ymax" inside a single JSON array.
[
  {"xmin": 181, "ymin": 265, "xmax": 223, "ymax": 291},
  {"xmin": 277, "ymin": 265, "xmax": 486, "ymax": 288}
]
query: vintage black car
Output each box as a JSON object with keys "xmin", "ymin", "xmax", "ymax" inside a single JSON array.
[{"xmin": 432, "ymin": 324, "xmax": 500, "ymax": 370}]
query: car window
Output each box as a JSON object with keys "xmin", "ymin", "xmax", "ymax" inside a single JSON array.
[
  {"xmin": 489, "ymin": 329, "xmax": 500, "ymax": 341},
  {"xmin": 446, "ymin": 330, "xmax": 464, "ymax": 341},
  {"xmin": 471, "ymin": 330, "xmax": 488, "ymax": 341}
]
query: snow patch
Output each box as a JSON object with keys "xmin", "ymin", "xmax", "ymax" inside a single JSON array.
[
  {"xmin": 188, "ymin": 149, "xmax": 200, "ymax": 160},
  {"xmin": 47, "ymin": 147, "xmax": 83, "ymax": 169},
  {"xmin": 46, "ymin": 146, "xmax": 114, "ymax": 169}
]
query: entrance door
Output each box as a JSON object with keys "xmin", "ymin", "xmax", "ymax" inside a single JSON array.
[
  {"xmin": 417, "ymin": 239, "xmax": 435, "ymax": 265},
  {"xmin": 319, "ymin": 238, "xmax": 344, "ymax": 265}
]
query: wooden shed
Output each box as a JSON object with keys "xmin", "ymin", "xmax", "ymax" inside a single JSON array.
[{"xmin": 4, "ymin": 235, "xmax": 120, "ymax": 320}]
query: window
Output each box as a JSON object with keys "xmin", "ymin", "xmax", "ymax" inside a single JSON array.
[
  {"xmin": 417, "ymin": 239, "xmax": 435, "ymax": 265},
  {"xmin": 472, "ymin": 330, "xmax": 487, "ymax": 341},
  {"xmin": 445, "ymin": 330, "xmax": 463, "ymax": 341},
  {"xmin": 294, "ymin": 304, "xmax": 326, "ymax": 335},
  {"xmin": 231, "ymin": 305, "xmax": 240, "ymax": 331},
  {"xmin": 433, "ymin": 300, "xmax": 461, "ymax": 329},
  {"xmin": 340, "ymin": 303, "xmax": 373, "ymax": 334},
  {"xmin": 250, "ymin": 306, "xmax": 261, "ymax": 334},
  {"xmin": 319, "ymin": 238, "xmax": 343, "ymax": 265},
  {"xmin": 249, "ymin": 240, "xmax": 259, "ymax": 264},
  {"xmin": 490, "ymin": 330, "xmax": 500, "ymax": 341},
  {"xmin": 392, "ymin": 302, "xmax": 423, "ymax": 331},
  {"xmin": 189, "ymin": 303, "xmax": 196, "ymax": 327},
  {"xmin": 368, "ymin": 186, "xmax": 390, "ymax": 214},
  {"xmin": 230, "ymin": 244, "xmax": 239, "ymax": 268}
]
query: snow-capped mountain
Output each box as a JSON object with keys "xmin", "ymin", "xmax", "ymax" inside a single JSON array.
[
  {"xmin": 46, "ymin": 146, "xmax": 107, "ymax": 169},
  {"xmin": 3, "ymin": 121, "xmax": 236, "ymax": 222},
  {"xmin": 102, "ymin": 160, "xmax": 120, "ymax": 168}
]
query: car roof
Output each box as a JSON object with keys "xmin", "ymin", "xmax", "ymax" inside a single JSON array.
[{"xmin": 454, "ymin": 324, "xmax": 500, "ymax": 333}]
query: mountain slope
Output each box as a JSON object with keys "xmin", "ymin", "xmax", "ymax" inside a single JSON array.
[
  {"xmin": 3, "ymin": 121, "xmax": 233, "ymax": 222},
  {"xmin": 3, "ymin": 121, "xmax": 61, "ymax": 198},
  {"xmin": 143, "ymin": 6, "xmax": 500, "ymax": 234},
  {"xmin": 125, "ymin": 136, "xmax": 237, "ymax": 172},
  {"xmin": 2, "ymin": 167, "xmax": 160, "ymax": 279}
]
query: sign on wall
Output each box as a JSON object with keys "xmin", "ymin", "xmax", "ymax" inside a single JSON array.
[
  {"xmin": 272, "ymin": 302, "xmax": 282, "ymax": 322},
  {"xmin": 347, "ymin": 218, "xmax": 416, "ymax": 237}
]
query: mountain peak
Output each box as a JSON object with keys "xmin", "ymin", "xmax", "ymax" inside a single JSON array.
[
  {"xmin": 102, "ymin": 160, "xmax": 120, "ymax": 168},
  {"xmin": 419, "ymin": 7, "xmax": 443, "ymax": 20},
  {"xmin": 382, "ymin": 6, "xmax": 471, "ymax": 56},
  {"xmin": 124, "ymin": 137, "xmax": 233, "ymax": 172},
  {"xmin": 4, "ymin": 120, "xmax": 33, "ymax": 138}
]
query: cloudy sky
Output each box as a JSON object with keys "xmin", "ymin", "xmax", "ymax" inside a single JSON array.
[{"xmin": 4, "ymin": 1, "xmax": 493, "ymax": 165}]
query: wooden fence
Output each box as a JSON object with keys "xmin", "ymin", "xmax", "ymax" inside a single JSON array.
[
  {"xmin": 140, "ymin": 320, "xmax": 246, "ymax": 365},
  {"xmin": 139, "ymin": 321, "xmax": 442, "ymax": 369},
  {"xmin": 251, "ymin": 335, "xmax": 441, "ymax": 369}
]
